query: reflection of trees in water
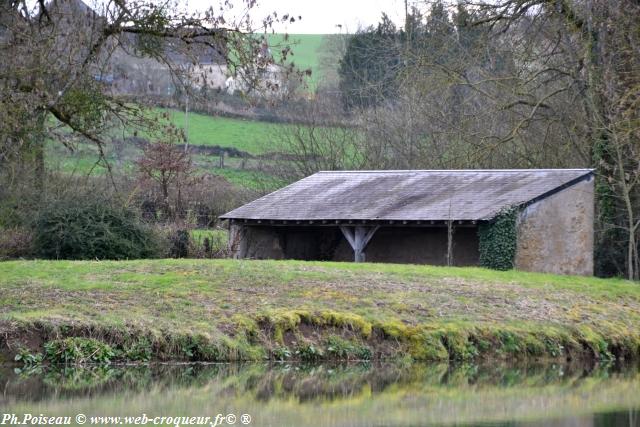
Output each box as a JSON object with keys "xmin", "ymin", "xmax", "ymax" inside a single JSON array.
[
  {"xmin": 594, "ymin": 410, "xmax": 640, "ymax": 427},
  {"xmin": 1, "ymin": 361, "xmax": 638, "ymax": 405}
]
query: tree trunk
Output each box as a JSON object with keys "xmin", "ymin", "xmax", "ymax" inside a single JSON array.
[{"xmin": 32, "ymin": 111, "xmax": 46, "ymax": 194}]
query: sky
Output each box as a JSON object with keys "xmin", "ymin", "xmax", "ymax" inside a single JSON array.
[{"xmin": 186, "ymin": 0, "xmax": 409, "ymax": 34}]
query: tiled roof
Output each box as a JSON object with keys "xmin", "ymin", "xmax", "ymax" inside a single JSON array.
[{"xmin": 221, "ymin": 169, "xmax": 593, "ymax": 221}]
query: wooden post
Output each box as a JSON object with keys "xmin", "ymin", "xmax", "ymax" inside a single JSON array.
[
  {"xmin": 340, "ymin": 225, "xmax": 379, "ymax": 262},
  {"xmin": 446, "ymin": 200, "xmax": 454, "ymax": 266},
  {"xmin": 446, "ymin": 220, "xmax": 454, "ymax": 266}
]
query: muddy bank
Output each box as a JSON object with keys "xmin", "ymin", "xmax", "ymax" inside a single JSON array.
[{"xmin": 2, "ymin": 312, "xmax": 638, "ymax": 366}]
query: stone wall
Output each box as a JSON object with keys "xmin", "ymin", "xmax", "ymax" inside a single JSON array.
[{"xmin": 515, "ymin": 177, "xmax": 594, "ymax": 276}]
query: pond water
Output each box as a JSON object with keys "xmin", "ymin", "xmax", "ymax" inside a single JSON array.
[{"xmin": 1, "ymin": 361, "xmax": 639, "ymax": 427}]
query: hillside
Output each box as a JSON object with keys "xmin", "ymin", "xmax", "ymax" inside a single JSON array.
[
  {"xmin": 162, "ymin": 108, "xmax": 282, "ymax": 155},
  {"xmin": 46, "ymin": 108, "xmax": 292, "ymax": 191},
  {"xmin": 43, "ymin": 33, "xmax": 335, "ymax": 191},
  {"xmin": 266, "ymin": 34, "xmax": 327, "ymax": 88},
  {"xmin": 1, "ymin": 260, "xmax": 639, "ymax": 364}
]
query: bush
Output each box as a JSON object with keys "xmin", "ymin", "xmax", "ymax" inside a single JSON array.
[
  {"xmin": 14, "ymin": 348, "xmax": 43, "ymax": 366},
  {"xmin": 44, "ymin": 337, "xmax": 115, "ymax": 365},
  {"xmin": 272, "ymin": 346, "xmax": 292, "ymax": 361},
  {"xmin": 134, "ymin": 173, "xmax": 252, "ymax": 227},
  {"xmin": 33, "ymin": 195, "xmax": 160, "ymax": 260},
  {"xmin": 295, "ymin": 343, "xmax": 324, "ymax": 361},
  {"xmin": 0, "ymin": 227, "xmax": 33, "ymax": 259},
  {"xmin": 169, "ymin": 229, "xmax": 190, "ymax": 258}
]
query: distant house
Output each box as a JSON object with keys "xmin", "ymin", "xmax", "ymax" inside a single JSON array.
[{"xmin": 221, "ymin": 169, "xmax": 594, "ymax": 276}]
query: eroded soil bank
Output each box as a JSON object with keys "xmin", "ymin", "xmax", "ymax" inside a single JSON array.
[{"xmin": 1, "ymin": 259, "xmax": 639, "ymax": 365}]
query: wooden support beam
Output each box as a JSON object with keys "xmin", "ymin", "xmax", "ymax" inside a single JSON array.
[
  {"xmin": 446, "ymin": 220, "xmax": 454, "ymax": 266},
  {"xmin": 340, "ymin": 225, "xmax": 380, "ymax": 262}
]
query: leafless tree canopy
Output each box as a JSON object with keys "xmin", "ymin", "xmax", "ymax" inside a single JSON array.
[{"xmin": 275, "ymin": 0, "xmax": 639, "ymax": 278}]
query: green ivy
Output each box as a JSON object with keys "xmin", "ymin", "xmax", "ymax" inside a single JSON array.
[{"xmin": 478, "ymin": 207, "xmax": 518, "ymax": 271}]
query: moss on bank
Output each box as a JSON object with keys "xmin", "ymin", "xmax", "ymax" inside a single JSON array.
[
  {"xmin": 1, "ymin": 259, "xmax": 639, "ymax": 365},
  {"xmin": 3, "ymin": 312, "xmax": 639, "ymax": 366}
]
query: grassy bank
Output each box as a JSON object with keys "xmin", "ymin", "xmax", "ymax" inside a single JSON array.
[{"xmin": 1, "ymin": 259, "xmax": 639, "ymax": 364}]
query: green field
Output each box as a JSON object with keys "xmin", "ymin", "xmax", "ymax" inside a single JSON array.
[
  {"xmin": 1, "ymin": 259, "xmax": 639, "ymax": 363},
  {"xmin": 46, "ymin": 104, "xmax": 352, "ymax": 192},
  {"xmin": 45, "ymin": 108, "xmax": 294, "ymax": 190},
  {"xmin": 163, "ymin": 109, "xmax": 284, "ymax": 155},
  {"xmin": 44, "ymin": 33, "xmax": 338, "ymax": 189},
  {"xmin": 266, "ymin": 34, "xmax": 327, "ymax": 88},
  {"xmin": 44, "ymin": 33, "xmax": 334, "ymax": 188}
]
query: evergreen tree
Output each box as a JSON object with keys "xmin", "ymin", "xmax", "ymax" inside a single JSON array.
[{"xmin": 338, "ymin": 14, "xmax": 401, "ymax": 109}]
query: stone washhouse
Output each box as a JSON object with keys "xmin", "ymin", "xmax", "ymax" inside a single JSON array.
[{"xmin": 221, "ymin": 169, "xmax": 594, "ymax": 276}]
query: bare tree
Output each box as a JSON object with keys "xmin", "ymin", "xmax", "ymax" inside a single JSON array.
[
  {"xmin": 0, "ymin": 0, "xmax": 289, "ymax": 188},
  {"xmin": 272, "ymin": 98, "xmax": 365, "ymax": 180},
  {"xmin": 331, "ymin": 0, "xmax": 638, "ymax": 277},
  {"xmin": 453, "ymin": 0, "xmax": 640, "ymax": 278},
  {"xmin": 136, "ymin": 135, "xmax": 193, "ymax": 220}
]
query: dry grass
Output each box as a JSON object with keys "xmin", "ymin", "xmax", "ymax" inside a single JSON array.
[{"xmin": 1, "ymin": 259, "xmax": 639, "ymax": 362}]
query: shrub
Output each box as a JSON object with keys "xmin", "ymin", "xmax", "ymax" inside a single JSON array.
[
  {"xmin": 120, "ymin": 338, "xmax": 153, "ymax": 362},
  {"xmin": 14, "ymin": 348, "xmax": 43, "ymax": 366},
  {"xmin": 33, "ymin": 195, "xmax": 160, "ymax": 260},
  {"xmin": 0, "ymin": 227, "xmax": 33, "ymax": 259},
  {"xmin": 295, "ymin": 343, "xmax": 324, "ymax": 361},
  {"xmin": 169, "ymin": 229, "xmax": 189, "ymax": 258},
  {"xmin": 134, "ymin": 173, "xmax": 252, "ymax": 227},
  {"xmin": 272, "ymin": 346, "xmax": 292, "ymax": 361},
  {"xmin": 325, "ymin": 335, "xmax": 372, "ymax": 360},
  {"xmin": 44, "ymin": 337, "xmax": 115, "ymax": 365},
  {"xmin": 325, "ymin": 336, "xmax": 351, "ymax": 359}
]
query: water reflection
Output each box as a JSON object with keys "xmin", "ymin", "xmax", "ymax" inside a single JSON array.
[{"xmin": 1, "ymin": 361, "xmax": 639, "ymax": 426}]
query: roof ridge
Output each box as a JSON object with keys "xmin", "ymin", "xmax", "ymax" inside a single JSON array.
[{"xmin": 316, "ymin": 169, "xmax": 594, "ymax": 173}]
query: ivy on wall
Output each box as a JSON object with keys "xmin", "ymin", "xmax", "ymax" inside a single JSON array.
[{"xmin": 478, "ymin": 207, "xmax": 518, "ymax": 271}]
